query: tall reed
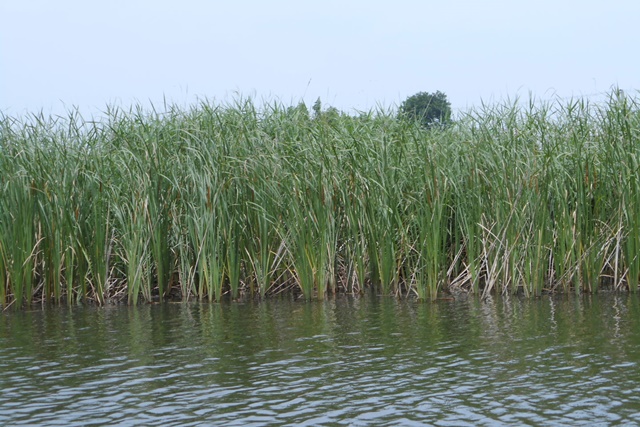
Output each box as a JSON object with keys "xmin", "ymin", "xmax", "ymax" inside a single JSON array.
[{"xmin": 0, "ymin": 89, "xmax": 639, "ymax": 307}]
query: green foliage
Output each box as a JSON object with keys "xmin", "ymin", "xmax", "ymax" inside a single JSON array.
[
  {"xmin": 400, "ymin": 91, "xmax": 452, "ymax": 128},
  {"xmin": 0, "ymin": 89, "xmax": 639, "ymax": 307},
  {"xmin": 312, "ymin": 97, "xmax": 341, "ymax": 123}
]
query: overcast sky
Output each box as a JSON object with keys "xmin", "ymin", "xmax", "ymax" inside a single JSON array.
[{"xmin": 2, "ymin": 0, "xmax": 639, "ymax": 118}]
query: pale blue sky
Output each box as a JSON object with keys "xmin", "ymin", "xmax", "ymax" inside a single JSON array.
[{"xmin": 2, "ymin": 0, "xmax": 639, "ymax": 117}]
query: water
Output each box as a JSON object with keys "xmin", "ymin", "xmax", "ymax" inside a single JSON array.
[{"xmin": 2, "ymin": 294, "xmax": 640, "ymax": 426}]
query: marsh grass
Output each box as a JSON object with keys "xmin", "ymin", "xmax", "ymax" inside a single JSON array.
[{"xmin": 0, "ymin": 90, "xmax": 639, "ymax": 307}]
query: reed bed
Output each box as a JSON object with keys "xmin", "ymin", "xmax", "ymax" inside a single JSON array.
[{"xmin": 0, "ymin": 91, "xmax": 639, "ymax": 307}]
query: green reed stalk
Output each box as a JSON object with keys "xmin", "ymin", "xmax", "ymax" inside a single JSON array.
[
  {"xmin": 245, "ymin": 203, "xmax": 276, "ymax": 297},
  {"xmin": 0, "ymin": 177, "xmax": 36, "ymax": 306},
  {"xmin": 114, "ymin": 195, "xmax": 150, "ymax": 305},
  {"xmin": 1, "ymin": 91, "xmax": 640, "ymax": 306}
]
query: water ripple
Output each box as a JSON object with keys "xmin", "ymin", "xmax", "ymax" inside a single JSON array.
[{"xmin": 2, "ymin": 296, "xmax": 640, "ymax": 425}]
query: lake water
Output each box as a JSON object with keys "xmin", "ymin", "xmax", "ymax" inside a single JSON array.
[{"xmin": 1, "ymin": 294, "xmax": 640, "ymax": 426}]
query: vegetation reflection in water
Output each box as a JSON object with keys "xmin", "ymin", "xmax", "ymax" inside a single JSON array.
[
  {"xmin": 1, "ymin": 89, "xmax": 640, "ymax": 307},
  {"xmin": 1, "ymin": 294, "xmax": 640, "ymax": 425}
]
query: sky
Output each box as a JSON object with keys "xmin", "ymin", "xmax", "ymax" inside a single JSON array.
[{"xmin": 1, "ymin": 0, "xmax": 639, "ymax": 118}]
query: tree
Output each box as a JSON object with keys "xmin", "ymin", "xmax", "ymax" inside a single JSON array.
[
  {"xmin": 312, "ymin": 97, "xmax": 322, "ymax": 118},
  {"xmin": 399, "ymin": 91, "xmax": 452, "ymax": 128},
  {"xmin": 311, "ymin": 97, "xmax": 341, "ymax": 123},
  {"xmin": 287, "ymin": 101, "xmax": 310, "ymax": 122}
]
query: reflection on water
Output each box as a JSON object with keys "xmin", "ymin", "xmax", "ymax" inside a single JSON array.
[{"xmin": 1, "ymin": 294, "xmax": 640, "ymax": 426}]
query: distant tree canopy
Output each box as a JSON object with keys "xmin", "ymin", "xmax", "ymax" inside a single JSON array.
[
  {"xmin": 311, "ymin": 97, "xmax": 341, "ymax": 122},
  {"xmin": 399, "ymin": 91, "xmax": 452, "ymax": 128},
  {"xmin": 285, "ymin": 98, "xmax": 341, "ymax": 124}
]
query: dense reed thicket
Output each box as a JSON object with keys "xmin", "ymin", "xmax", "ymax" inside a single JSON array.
[{"xmin": 1, "ymin": 91, "xmax": 639, "ymax": 307}]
